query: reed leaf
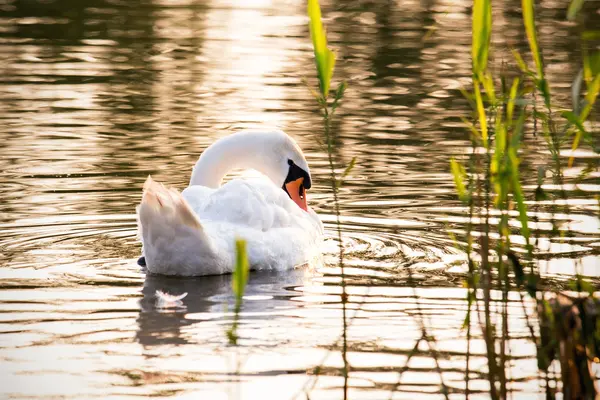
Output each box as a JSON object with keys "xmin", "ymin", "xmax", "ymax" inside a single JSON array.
[
  {"xmin": 459, "ymin": 87, "xmax": 477, "ymax": 110},
  {"xmin": 481, "ymin": 71, "xmax": 496, "ymax": 105},
  {"xmin": 537, "ymin": 78, "xmax": 551, "ymax": 110},
  {"xmin": 450, "ymin": 158, "xmax": 469, "ymax": 203},
  {"xmin": 461, "ymin": 117, "xmax": 481, "ymax": 140},
  {"xmin": 562, "ymin": 113, "xmax": 589, "ymax": 164},
  {"xmin": 580, "ymin": 74, "xmax": 600, "ymax": 121},
  {"xmin": 579, "ymin": 48, "xmax": 600, "ymax": 121},
  {"xmin": 583, "ymin": 48, "xmax": 600, "ymax": 83},
  {"xmin": 567, "ymin": 0, "xmax": 585, "ymax": 21},
  {"xmin": 471, "ymin": 0, "xmax": 492, "ymax": 79},
  {"xmin": 568, "ymin": 277, "xmax": 595, "ymax": 295},
  {"xmin": 510, "ymin": 108, "xmax": 527, "ymax": 151},
  {"xmin": 582, "ymin": 30, "xmax": 600, "ymax": 41},
  {"xmin": 521, "ymin": 0, "xmax": 544, "ymax": 80},
  {"xmin": 492, "ymin": 109, "xmax": 506, "ymax": 206},
  {"xmin": 507, "ymin": 77, "xmax": 520, "ymax": 125},
  {"xmin": 335, "ymin": 156, "xmax": 357, "ymax": 188},
  {"xmin": 565, "ymin": 48, "xmax": 600, "ymax": 166},
  {"xmin": 232, "ymin": 239, "xmax": 249, "ymax": 304},
  {"xmin": 331, "ymin": 81, "xmax": 347, "ymax": 114},
  {"xmin": 492, "ymin": 109, "xmax": 506, "ymax": 164},
  {"xmin": 507, "ymin": 110, "xmax": 531, "ymax": 252},
  {"xmin": 341, "ymin": 156, "xmax": 356, "ymax": 180},
  {"xmin": 567, "ymin": 73, "xmax": 599, "ymax": 166},
  {"xmin": 308, "ymin": 0, "xmax": 336, "ymax": 98},
  {"xmin": 226, "ymin": 239, "xmax": 250, "ymax": 345},
  {"xmin": 512, "ymin": 49, "xmax": 533, "ymax": 76},
  {"xmin": 562, "ymin": 111, "xmax": 587, "ymax": 136},
  {"xmin": 473, "ymin": 81, "xmax": 488, "ymax": 147},
  {"xmin": 507, "ymin": 252, "xmax": 525, "ymax": 287},
  {"xmin": 508, "ymin": 149, "xmax": 531, "ymax": 250}
]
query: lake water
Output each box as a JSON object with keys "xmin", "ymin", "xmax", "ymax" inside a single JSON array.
[{"xmin": 0, "ymin": 0, "xmax": 598, "ymax": 398}]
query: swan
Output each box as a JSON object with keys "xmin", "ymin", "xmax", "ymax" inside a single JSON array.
[{"xmin": 136, "ymin": 129, "xmax": 323, "ymax": 276}]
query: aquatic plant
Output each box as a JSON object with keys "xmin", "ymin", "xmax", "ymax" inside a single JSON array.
[
  {"xmin": 307, "ymin": 0, "xmax": 350, "ymax": 397},
  {"xmin": 226, "ymin": 239, "xmax": 249, "ymax": 345},
  {"xmin": 308, "ymin": 0, "xmax": 336, "ymax": 100},
  {"xmin": 450, "ymin": 0, "xmax": 600, "ymax": 398}
]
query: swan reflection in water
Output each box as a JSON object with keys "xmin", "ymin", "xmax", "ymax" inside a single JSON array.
[{"xmin": 135, "ymin": 267, "xmax": 311, "ymax": 347}]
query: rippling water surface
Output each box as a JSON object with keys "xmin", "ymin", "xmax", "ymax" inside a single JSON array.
[{"xmin": 1, "ymin": 0, "xmax": 598, "ymax": 398}]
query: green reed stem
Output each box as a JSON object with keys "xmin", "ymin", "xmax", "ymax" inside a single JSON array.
[
  {"xmin": 322, "ymin": 108, "xmax": 349, "ymax": 399},
  {"xmin": 226, "ymin": 239, "xmax": 250, "ymax": 345},
  {"xmin": 307, "ymin": 1, "xmax": 349, "ymax": 396}
]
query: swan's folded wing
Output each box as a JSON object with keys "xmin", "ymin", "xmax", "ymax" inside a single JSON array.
[{"xmin": 185, "ymin": 178, "xmax": 305, "ymax": 231}]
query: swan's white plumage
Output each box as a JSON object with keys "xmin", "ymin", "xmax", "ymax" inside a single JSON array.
[{"xmin": 137, "ymin": 130, "xmax": 323, "ymax": 277}]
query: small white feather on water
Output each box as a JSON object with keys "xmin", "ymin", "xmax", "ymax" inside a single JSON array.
[{"xmin": 155, "ymin": 290, "xmax": 188, "ymax": 309}]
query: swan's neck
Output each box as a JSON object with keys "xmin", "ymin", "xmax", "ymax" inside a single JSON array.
[{"xmin": 189, "ymin": 132, "xmax": 279, "ymax": 189}]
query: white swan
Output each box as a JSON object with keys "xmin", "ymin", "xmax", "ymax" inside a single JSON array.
[{"xmin": 136, "ymin": 129, "xmax": 323, "ymax": 276}]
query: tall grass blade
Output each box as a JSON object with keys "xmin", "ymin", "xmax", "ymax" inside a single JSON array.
[
  {"xmin": 227, "ymin": 239, "xmax": 250, "ymax": 345},
  {"xmin": 474, "ymin": 82, "xmax": 488, "ymax": 146},
  {"xmin": 335, "ymin": 156, "xmax": 356, "ymax": 188},
  {"xmin": 562, "ymin": 111, "xmax": 587, "ymax": 136},
  {"xmin": 567, "ymin": 74, "xmax": 599, "ymax": 166},
  {"xmin": 567, "ymin": 0, "xmax": 585, "ymax": 21},
  {"xmin": 507, "ymin": 78, "xmax": 520, "ymax": 124},
  {"xmin": 580, "ymin": 73, "xmax": 600, "ymax": 121},
  {"xmin": 471, "ymin": 0, "xmax": 492, "ymax": 79},
  {"xmin": 492, "ymin": 109, "xmax": 506, "ymax": 206},
  {"xmin": 331, "ymin": 81, "xmax": 347, "ymax": 114},
  {"xmin": 509, "ymin": 150, "xmax": 531, "ymax": 249},
  {"xmin": 582, "ymin": 47, "xmax": 600, "ymax": 83},
  {"xmin": 481, "ymin": 72, "xmax": 496, "ymax": 104},
  {"xmin": 461, "ymin": 117, "xmax": 480, "ymax": 140},
  {"xmin": 508, "ymin": 111, "xmax": 532, "ymax": 253},
  {"xmin": 450, "ymin": 158, "xmax": 469, "ymax": 203},
  {"xmin": 522, "ymin": 0, "xmax": 544, "ymax": 79},
  {"xmin": 582, "ymin": 30, "xmax": 600, "ymax": 41},
  {"xmin": 341, "ymin": 156, "xmax": 356, "ymax": 179},
  {"xmin": 232, "ymin": 239, "xmax": 249, "ymax": 302},
  {"xmin": 568, "ymin": 49, "xmax": 600, "ymax": 166},
  {"xmin": 308, "ymin": 0, "xmax": 336, "ymax": 99},
  {"xmin": 537, "ymin": 78, "xmax": 551, "ymax": 110},
  {"xmin": 512, "ymin": 49, "xmax": 532, "ymax": 75}
]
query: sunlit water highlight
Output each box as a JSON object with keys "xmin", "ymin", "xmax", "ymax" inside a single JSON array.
[{"xmin": 0, "ymin": 0, "xmax": 598, "ymax": 398}]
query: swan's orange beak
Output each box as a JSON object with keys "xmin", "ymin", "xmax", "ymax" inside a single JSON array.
[{"xmin": 285, "ymin": 178, "xmax": 308, "ymax": 212}]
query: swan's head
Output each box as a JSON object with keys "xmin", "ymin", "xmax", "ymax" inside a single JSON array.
[{"xmin": 265, "ymin": 131, "xmax": 312, "ymax": 212}]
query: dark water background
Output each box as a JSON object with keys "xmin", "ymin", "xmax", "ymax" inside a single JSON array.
[{"xmin": 0, "ymin": 0, "xmax": 598, "ymax": 398}]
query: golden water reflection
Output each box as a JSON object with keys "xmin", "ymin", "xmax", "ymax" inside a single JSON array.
[{"xmin": 0, "ymin": 0, "xmax": 598, "ymax": 398}]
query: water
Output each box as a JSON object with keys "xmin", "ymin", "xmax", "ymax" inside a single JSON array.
[{"xmin": 0, "ymin": 0, "xmax": 598, "ymax": 398}]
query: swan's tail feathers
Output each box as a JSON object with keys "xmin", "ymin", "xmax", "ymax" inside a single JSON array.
[
  {"xmin": 141, "ymin": 176, "xmax": 202, "ymax": 230},
  {"xmin": 137, "ymin": 176, "xmax": 215, "ymax": 276}
]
